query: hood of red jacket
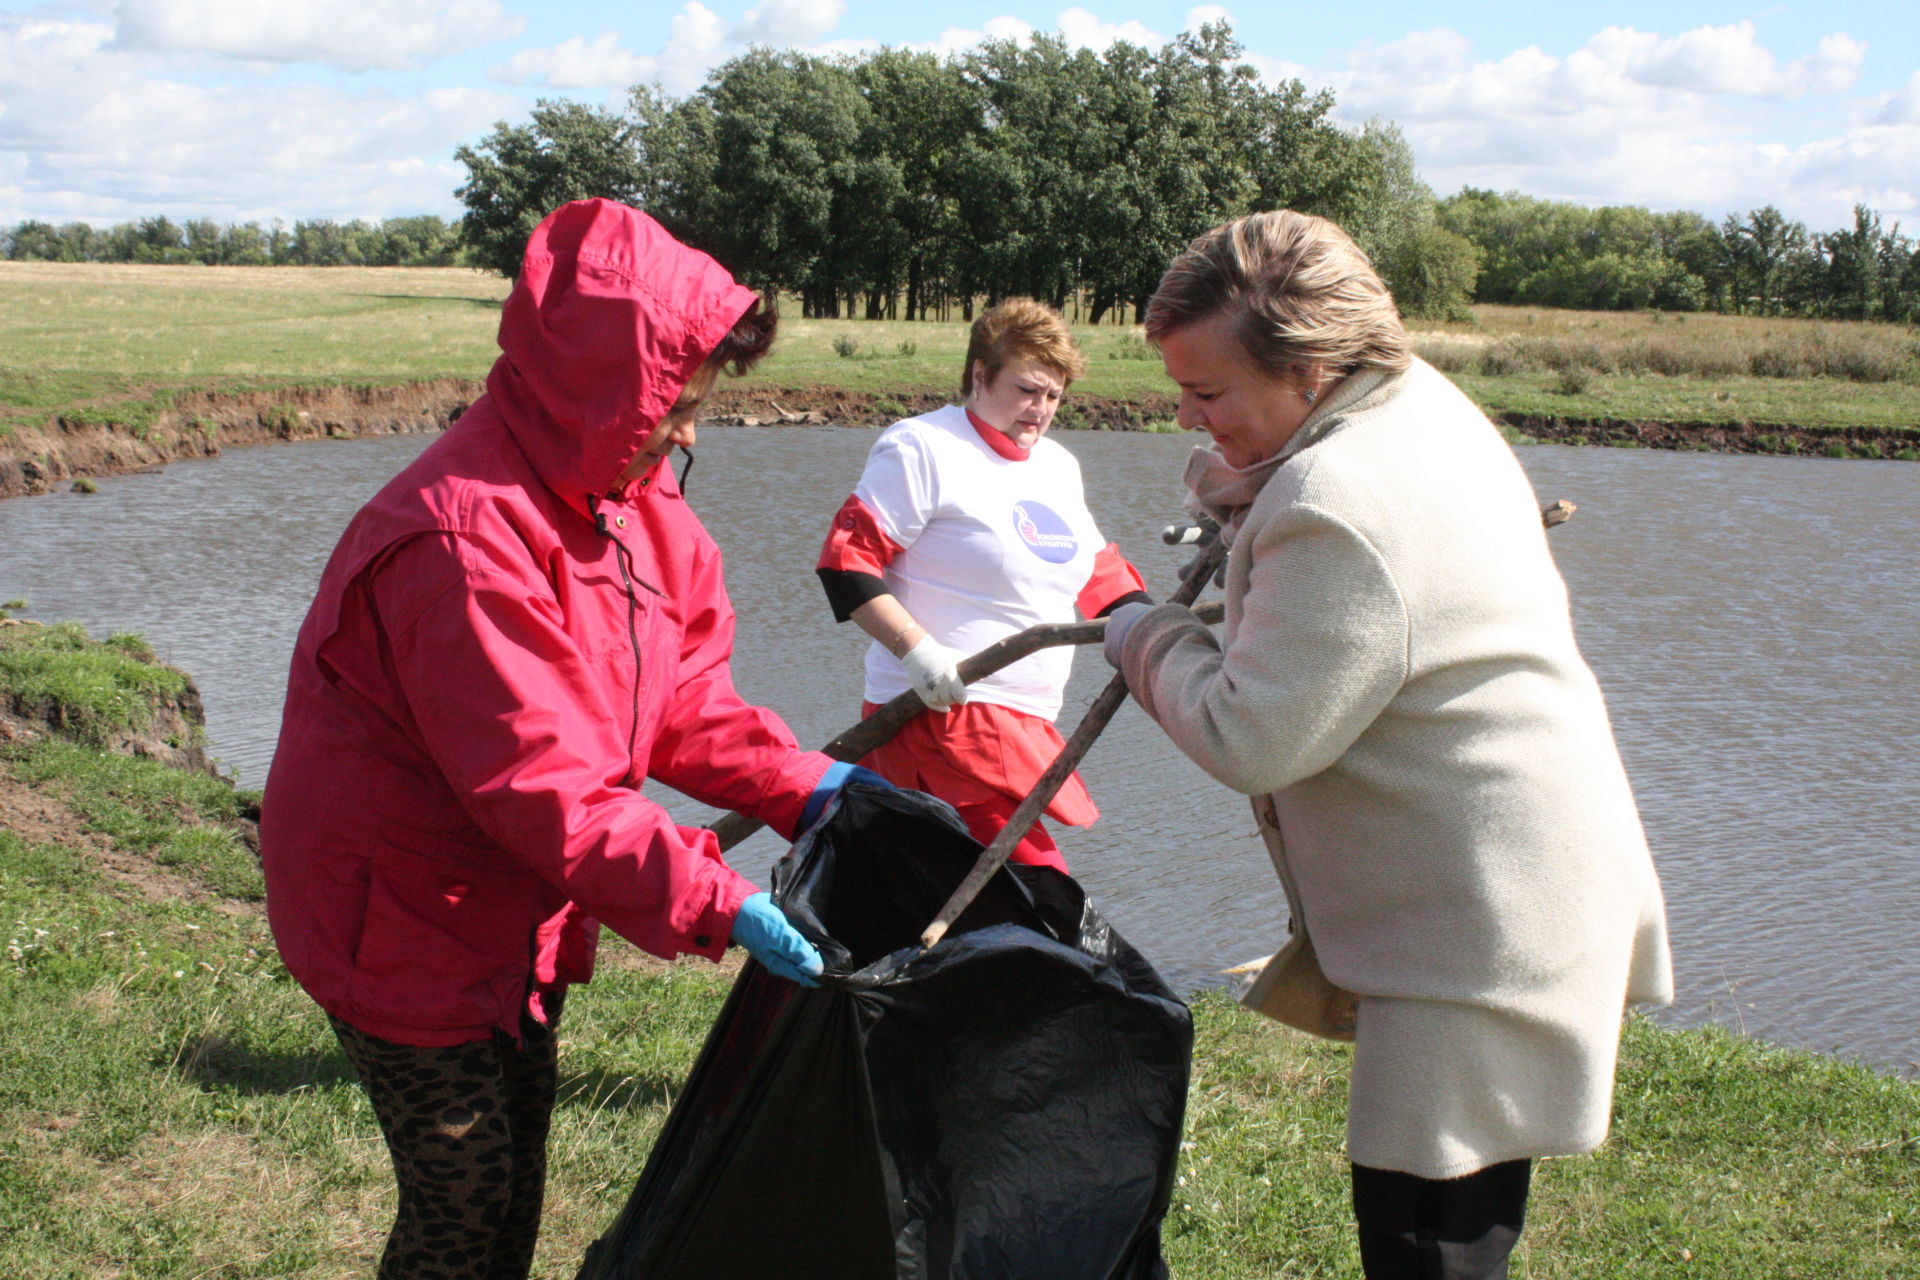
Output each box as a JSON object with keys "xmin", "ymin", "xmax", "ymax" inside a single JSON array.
[{"xmin": 484, "ymin": 199, "xmax": 758, "ymax": 509}]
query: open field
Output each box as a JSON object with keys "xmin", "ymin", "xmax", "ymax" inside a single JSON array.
[
  {"xmin": 0, "ymin": 263, "xmax": 505, "ymax": 439},
  {"xmin": 2, "ymin": 616, "xmax": 1918, "ymax": 1278},
  {"xmin": 2, "ymin": 263, "xmax": 1916, "ymax": 470}
]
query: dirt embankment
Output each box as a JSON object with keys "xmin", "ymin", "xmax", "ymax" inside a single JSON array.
[
  {"xmin": 1, "ymin": 382, "xmax": 1909, "ymax": 500},
  {"xmin": 0, "ymin": 619, "xmax": 258, "ymax": 905},
  {"xmin": 0, "ymin": 625, "xmax": 220, "ymax": 778},
  {"xmin": 1493, "ymin": 412, "xmax": 1917, "ymax": 458},
  {"xmin": 0, "ymin": 380, "xmax": 482, "ymax": 500},
  {"xmin": 0, "ymin": 383, "xmax": 1185, "ymax": 499}
]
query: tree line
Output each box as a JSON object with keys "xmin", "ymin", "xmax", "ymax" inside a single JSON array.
[
  {"xmin": 454, "ymin": 24, "xmax": 1478, "ymax": 322},
  {"xmin": 7, "ymin": 18, "xmax": 1917, "ymax": 328},
  {"xmin": 1438, "ymin": 191, "xmax": 1920, "ymax": 323},
  {"xmin": 0, "ymin": 215, "xmax": 461, "ymax": 267}
]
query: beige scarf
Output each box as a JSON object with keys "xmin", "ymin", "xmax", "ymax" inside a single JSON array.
[{"xmin": 1180, "ymin": 366, "xmax": 1391, "ymax": 545}]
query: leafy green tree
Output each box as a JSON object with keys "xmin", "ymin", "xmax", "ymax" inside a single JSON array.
[
  {"xmin": 377, "ymin": 215, "xmax": 459, "ymax": 266},
  {"xmin": 1651, "ymin": 211, "xmax": 1725, "ymax": 310},
  {"xmin": 183, "ymin": 218, "xmax": 224, "ymax": 263},
  {"xmin": 951, "ymin": 34, "xmax": 1124, "ymax": 309},
  {"xmin": 286, "ymin": 219, "xmax": 347, "ymax": 265},
  {"xmin": 1438, "ymin": 190, "xmax": 1717, "ymax": 311},
  {"xmin": 1813, "ymin": 205, "xmax": 1889, "ymax": 319},
  {"xmin": 1333, "ymin": 123, "xmax": 1448, "ymax": 304},
  {"xmin": 1894, "ymin": 239, "xmax": 1920, "ymax": 323},
  {"xmin": 220, "ymin": 222, "xmax": 271, "ymax": 265},
  {"xmin": 4, "ymin": 220, "xmax": 62, "ymax": 260},
  {"xmin": 659, "ymin": 51, "xmax": 878, "ymax": 315},
  {"xmin": 1378, "ymin": 225, "xmax": 1481, "ymax": 320},
  {"xmin": 455, "ymin": 99, "xmax": 647, "ymax": 278},
  {"xmin": 853, "ymin": 48, "xmax": 978, "ymax": 319},
  {"xmin": 1524, "ymin": 251, "xmax": 1670, "ymax": 310},
  {"xmin": 128, "ymin": 216, "xmax": 185, "ymax": 263},
  {"xmin": 1723, "ymin": 205, "xmax": 1808, "ymax": 314}
]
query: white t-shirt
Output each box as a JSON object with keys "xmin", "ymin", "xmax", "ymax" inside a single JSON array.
[{"xmin": 856, "ymin": 405, "xmax": 1107, "ymax": 719}]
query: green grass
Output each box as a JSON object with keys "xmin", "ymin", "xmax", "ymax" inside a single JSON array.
[
  {"xmin": 748, "ymin": 313, "xmax": 1179, "ymax": 399},
  {"xmin": 1415, "ymin": 304, "xmax": 1920, "ymax": 435},
  {"xmin": 10, "ymin": 739, "xmax": 261, "ymax": 898},
  {"xmin": 0, "ymin": 621, "xmax": 189, "ymax": 742},
  {"xmin": 0, "ymin": 264, "xmax": 1174, "ymax": 443},
  {"xmin": 11, "ymin": 263, "xmax": 1910, "ymax": 449},
  {"xmin": 1170, "ymin": 1000, "xmax": 1919, "ymax": 1278},
  {"xmin": 0, "ymin": 613, "xmax": 1912, "ymax": 1277},
  {"xmin": 1449, "ymin": 370, "xmax": 1920, "ymax": 434},
  {"xmin": 0, "ymin": 262, "xmax": 505, "ymax": 437},
  {"xmin": 0, "ymin": 818, "xmax": 743, "ymax": 1279},
  {"xmin": 2, "ymin": 798, "xmax": 1915, "ymax": 1279}
]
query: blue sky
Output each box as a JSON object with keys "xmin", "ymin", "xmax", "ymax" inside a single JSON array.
[{"xmin": 2, "ymin": 1, "xmax": 1915, "ymax": 232}]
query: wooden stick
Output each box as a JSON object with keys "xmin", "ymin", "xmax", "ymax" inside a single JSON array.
[
  {"xmin": 915, "ymin": 497, "xmax": 1575, "ymax": 949},
  {"xmin": 711, "ymin": 498, "xmax": 1572, "ymax": 865},
  {"xmin": 707, "ymin": 601, "xmax": 1225, "ymax": 850},
  {"xmin": 917, "ymin": 540, "xmax": 1230, "ymax": 949}
]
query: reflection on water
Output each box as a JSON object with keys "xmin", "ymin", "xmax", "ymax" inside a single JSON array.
[{"xmin": 1, "ymin": 428, "xmax": 1915, "ymax": 1075}]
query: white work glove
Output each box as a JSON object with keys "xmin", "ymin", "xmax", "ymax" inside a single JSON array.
[{"xmin": 901, "ymin": 634, "xmax": 968, "ymax": 711}]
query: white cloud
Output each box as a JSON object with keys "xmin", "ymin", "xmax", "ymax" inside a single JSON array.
[
  {"xmin": 1185, "ymin": 6, "xmax": 1231, "ymax": 33},
  {"xmin": 921, "ymin": 8, "xmax": 1181, "ymax": 59},
  {"xmin": 1870, "ymin": 70, "xmax": 1920, "ymax": 127},
  {"xmin": 491, "ymin": 32, "xmax": 657, "ymax": 89},
  {"xmin": 112, "ymin": 0, "xmax": 524, "ymax": 73},
  {"xmin": 1055, "ymin": 8, "xmax": 1161, "ymax": 51},
  {"xmin": 930, "ymin": 16, "xmax": 1035, "ymax": 57},
  {"xmin": 731, "ymin": 0, "xmax": 845, "ymax": 47},
  {"xmin": 1321, "ymin": 23, "xmax": 1908, "ymax": 228},
  {"xmin": 1584, "ymin": 22, "xmax": 1863, "ymax": 99},
  {"xmin": 0, "ymin": 13, "xmax": 518, "ymax": 223},
  {"xmin": 486, "ymin": 1, "xmax": 740, "ymax": 94}
]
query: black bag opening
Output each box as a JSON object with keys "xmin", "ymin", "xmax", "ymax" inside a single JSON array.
[{"xmin": 576, "ymin": 781, "xmax": 1193, "ymax": 1280}]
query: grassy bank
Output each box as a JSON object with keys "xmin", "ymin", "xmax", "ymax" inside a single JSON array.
[
  {"xmin": 0, "ymin": 263, "xmax": 504, "ymax": 439},
  {"xmin": 3, "ymin": 263, "xmax": 1916, "ymax": 451},
  {"xmin": 2, "ymin": 619, "xmax": 1916, "ymax": 1277}
]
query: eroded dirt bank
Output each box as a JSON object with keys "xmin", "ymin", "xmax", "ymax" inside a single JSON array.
[
  {"xmin": 1, "ymin": 381, "xmax": 1910, "ymax": 500},
  {"xmin": 0, "ymin": 618, "xmax": 259, "ymax": 906},
  {"xmin": 0, "ymin": 380, "xmax": 482, "ymax": 500},
  {"xmin": 1494, "ymin": 413, "xmax": 1917, "ymax": 458}
]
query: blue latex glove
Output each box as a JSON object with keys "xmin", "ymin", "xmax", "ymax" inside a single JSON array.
[
  {"xmin": 1102, "ymin": 601, "xmax": 1154, "ymax": 669},
  {"xmin": 730, "ymin": 892, "xmax": 824, "ymax": 987},
  {"xmin": 798, "ymin": 760, "xmax": 893, "ymax": 832}
]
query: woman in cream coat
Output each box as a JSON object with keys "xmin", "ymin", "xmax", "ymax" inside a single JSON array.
[{"xmin": 1103, "ymin": 211, "xmax": 1671, "ymax": 1279}]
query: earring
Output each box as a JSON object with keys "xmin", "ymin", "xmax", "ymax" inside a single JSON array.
[{"xmin": 1301, "ymin": 385, "xmax": 1318, "ymax": 405}]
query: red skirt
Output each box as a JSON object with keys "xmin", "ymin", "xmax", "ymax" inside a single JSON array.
[{"xmin": 858, "ymin": 700, "xmax": 1097, "ymax": 874}]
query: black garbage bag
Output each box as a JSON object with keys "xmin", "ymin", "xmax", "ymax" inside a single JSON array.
[{"xmin": 576, "ymin": 781, "xmax": 1193, "ymax": 1280}]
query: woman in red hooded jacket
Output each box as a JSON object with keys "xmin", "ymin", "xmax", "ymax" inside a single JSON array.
[{"xmin": 261, "ymin": 199, "xmax": 867, "ymax": 1279}]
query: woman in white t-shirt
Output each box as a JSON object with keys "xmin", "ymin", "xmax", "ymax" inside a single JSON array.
[{"xmin": 815, "ymin": 298, "xmax": 1148, "ymax": 871}]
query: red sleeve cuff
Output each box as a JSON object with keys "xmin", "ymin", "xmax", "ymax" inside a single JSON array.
[
  {"xmin": 817, "ymin": 494, "xmax": 902, "ymax": 576},
  {"xmin": 1077, "ymin": 543, "xmax": 1149, "ymax": 618}
]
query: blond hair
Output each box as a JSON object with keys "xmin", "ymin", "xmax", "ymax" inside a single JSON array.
[
  {"xmin": 1145, "ymin": 211, "xmax": 1410, "ymax": 380},
  {"xmin": 962, "ymin": 297, "xmax": 1087, "ymax": 397}
]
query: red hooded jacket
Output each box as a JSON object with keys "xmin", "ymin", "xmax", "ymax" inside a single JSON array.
[{"xmin": 261, "ymin": 200, "xmax": 831, "ymax": 1046}]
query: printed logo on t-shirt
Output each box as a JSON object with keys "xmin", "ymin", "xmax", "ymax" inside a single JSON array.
[{"xmin": 1010, "ymin": 501, "xmax": 1079, "ymax": 564}]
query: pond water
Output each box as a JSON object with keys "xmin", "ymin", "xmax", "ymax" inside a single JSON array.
[{"xmin": 2, "ymin": 426, "xmax": 1915, "ymax": 1075}]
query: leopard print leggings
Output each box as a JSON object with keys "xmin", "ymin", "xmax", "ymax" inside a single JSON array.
[{"xmin": 330, "ymin": 1001, "xmax": 563, "ymax": 1280}]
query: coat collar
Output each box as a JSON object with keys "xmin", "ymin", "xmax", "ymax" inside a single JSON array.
[{"xmin": 1181, "ymin": 365, "xmax": 1397, "ymax": 540}]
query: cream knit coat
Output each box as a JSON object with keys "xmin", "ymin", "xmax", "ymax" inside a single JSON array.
[{"xmin": 1118, "ymin": 358, "xmax": 1672, "ymax": 1178}]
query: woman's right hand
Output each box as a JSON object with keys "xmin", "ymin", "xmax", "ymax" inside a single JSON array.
[{"xmin": 901, "ymin": 634, "xmax": 968, "ymax": 710}]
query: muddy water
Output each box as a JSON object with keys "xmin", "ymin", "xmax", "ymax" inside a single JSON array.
[{"xmin": 1, "ymin": 428, "xmax": 1915, "ymax": 1075}]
